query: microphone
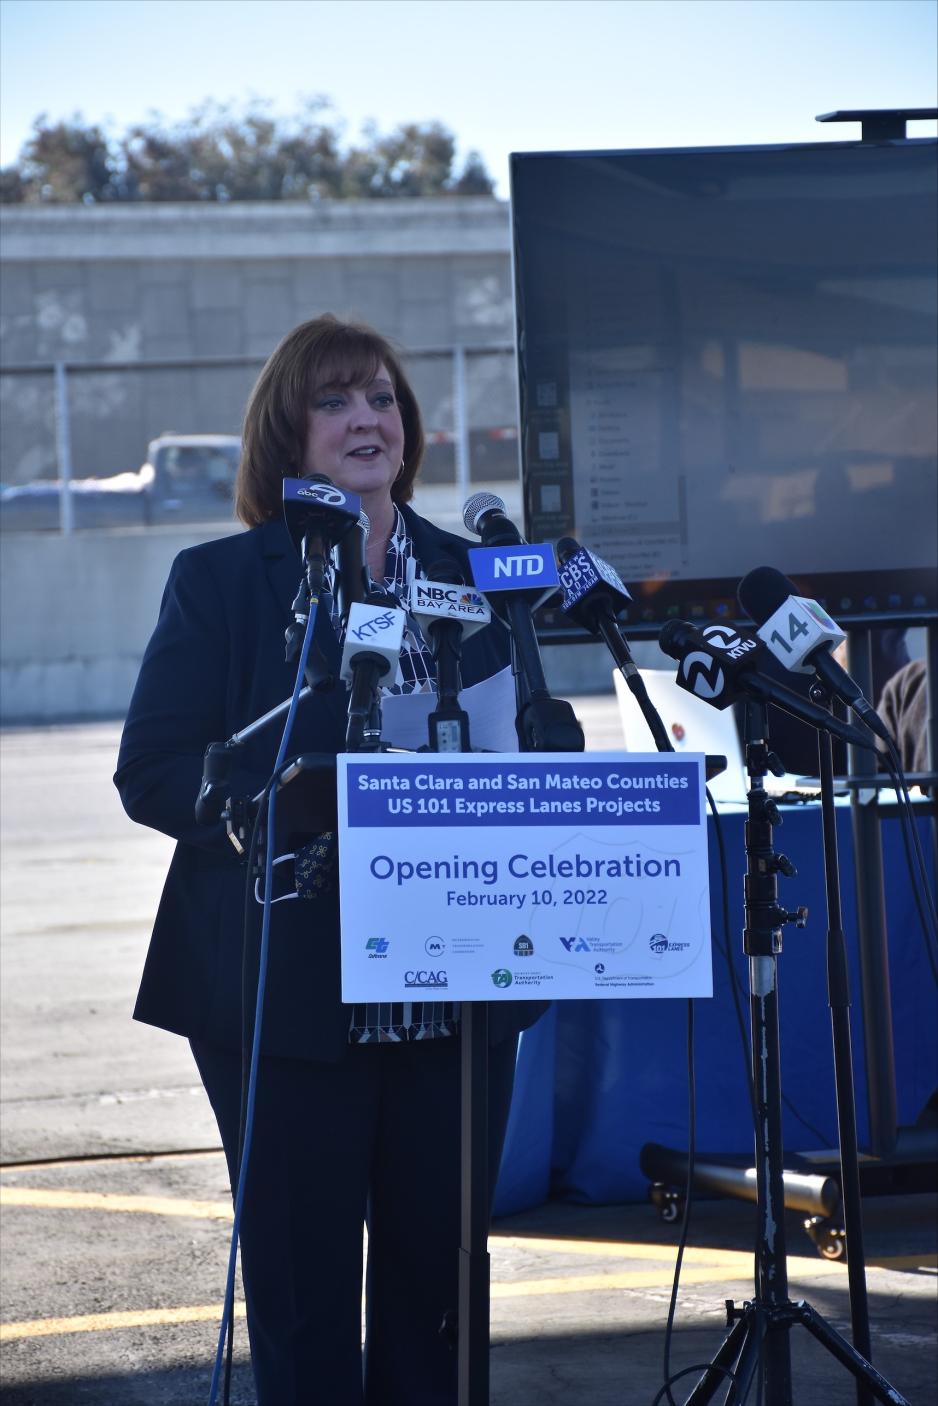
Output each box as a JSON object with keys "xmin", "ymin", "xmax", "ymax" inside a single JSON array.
[
  {"xmin": 340, "ymin": 595, "xmax": 407, "ymax": 752},
  {"xmin": 463, "ymin": 491, "xmax": 525, "ymax": 548},
  {"xmin": 556, "ymin": 537, "xmax": 633, "ymax": 664},
  {"xmin": 282, "ymin": 475, "xmax": 361, "ymax": 593},
  {"xmin": 659, "ymin": 619, "xmax": 875, "ymax": 750},
  {"xmin": 737, "ymin": 566, "xmax": 891, "ymax": 743},
  {"xmin": 462, "ymin": 495, "xmax": 583, "ymax": 752},
  {"xmin": 336, "ymin": 510, "xmax": 371, "ymax": 625},
  {"xmin": 409, "ymin": 559, "xmax": 486, "ymax": 752},
  {"xmin": 557, "ymin": 537, "xmax": 672, "ymax": 752}
]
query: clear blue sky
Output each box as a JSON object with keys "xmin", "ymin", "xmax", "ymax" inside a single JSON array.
[{"xmin": 1, "ymin": 0, "xmax": 936, "ymax": 196}]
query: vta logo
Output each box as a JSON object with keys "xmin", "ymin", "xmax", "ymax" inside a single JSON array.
[{"xmin": 559, "ymin": 936, "xmax": 592, "ymax": 953}]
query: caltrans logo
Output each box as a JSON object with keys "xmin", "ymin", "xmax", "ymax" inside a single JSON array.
[{"xmin": 490, "ymin": 969, "xmax": 513, "ymax": 989}]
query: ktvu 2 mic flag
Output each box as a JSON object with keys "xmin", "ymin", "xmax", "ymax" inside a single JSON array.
[{"xmin": 337, "ymin": 752, "xmax": 712, "ymax": 1002}]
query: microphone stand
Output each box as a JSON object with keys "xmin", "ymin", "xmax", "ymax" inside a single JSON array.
[
  {"xmin": 810, "ymin": 681, "xmax": 875, "ymax": 1405},
  {"xmin": 502, "ymin": 596, "xmax": 585, "ymax": 753},
  {"xmin": 416, "ymin": 627, "xmax": 489, "ymax": 1406},
  {"xmin": 598, "ymin": 613, "xmax": 675, "ymax": 754},
  {"xmin": 684, "ymin": 701, "xmax": 908, "ymax": 1406}
]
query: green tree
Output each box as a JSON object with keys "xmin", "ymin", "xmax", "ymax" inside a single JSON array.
[
  {"xmin": 15, "ymin": 114, "xmax": 117, "ymax": 203},
  {"xmin": 1, "ymin": 102, "xmax": 495, "ymax": 204}
]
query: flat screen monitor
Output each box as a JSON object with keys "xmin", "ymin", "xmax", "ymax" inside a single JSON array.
[{"xmin": 510, "ymin": 138, "xmax": 938, "ymax": 638}]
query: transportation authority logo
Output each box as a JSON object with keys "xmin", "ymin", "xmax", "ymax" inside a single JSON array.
[{"xmin": 491, "ymin": 969, "xmax": 513, "ymax": 988}]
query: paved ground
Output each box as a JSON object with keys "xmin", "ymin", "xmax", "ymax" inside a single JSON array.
[{"xmin": 1, "ymin": 718, "xmax": 935, "ymax": 1405}]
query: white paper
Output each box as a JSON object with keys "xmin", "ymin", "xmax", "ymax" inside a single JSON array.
[{"xmin": 380, "ymin": 666, "xmax": 518, "ymax": 753}]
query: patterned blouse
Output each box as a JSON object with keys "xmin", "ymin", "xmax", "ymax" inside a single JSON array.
[{"xmin": 334, "ymin": 506, "xmax": 460, "ymax": 1045}]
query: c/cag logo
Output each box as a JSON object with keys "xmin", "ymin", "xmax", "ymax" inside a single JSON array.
[
  {"xmin": 490, "ymin": 969, "xmax": 513, "ymax": 988},
  {"xmin": 404, "ymin": 969, "xmax": 448, "ymax": 988}
]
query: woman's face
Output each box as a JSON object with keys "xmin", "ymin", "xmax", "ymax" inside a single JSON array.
[{"xmin": 302, "ymin": 362, "xmax": 405, "ymax": 508}]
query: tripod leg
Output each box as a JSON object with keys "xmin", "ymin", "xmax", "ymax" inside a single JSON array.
[
  {"xmin": 792, "ymin": 1301, "xmax": 912, "ymax": 1406},
  {"xmin": 724, "ymin": 1306, "xmax": 765, "ymax": 1406},
  {"xmin": 684, "ymin": 1310, "xmax": 749, "ymax": 1405}
]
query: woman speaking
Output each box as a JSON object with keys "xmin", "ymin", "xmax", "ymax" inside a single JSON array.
[{"xmin": 115, "ymin": 315, "xmax": 545, "ymax": 1405}]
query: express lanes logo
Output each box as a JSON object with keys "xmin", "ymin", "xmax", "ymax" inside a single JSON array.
[{"xmin": 649, "ymin": 933, "xmax": 690, "ymax": 955}]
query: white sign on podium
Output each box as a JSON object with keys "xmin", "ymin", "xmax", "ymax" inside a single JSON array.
[{"xmin": 337, "ymin": 752, "xmax": 712, "ymax": 1002}]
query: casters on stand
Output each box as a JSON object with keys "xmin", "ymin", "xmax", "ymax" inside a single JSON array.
[
  {"xmin": 649, "ymin": 1182, "xmax": 685, "ymax": 1224},
  {"xmin": 804, "ymin": 1213, "xmax": 847, "ymax": 1261}
]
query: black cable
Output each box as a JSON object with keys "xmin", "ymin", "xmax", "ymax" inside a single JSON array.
[
  {"xmin": 707, "ymin": 791, "xmax": 756, "ymax": 1126},
  {"xmin": 659, "ymin": 998, "xmax": 696, "ymax": 1406},
  {"xmin": 223, "ymin": 777, "xmax": 275, "ymax": 1406},
  {"xmin": 882, "ymin": 748, "xmax": 938, "ymax": 985},
  {"xmin": 886, "ymin": 741, "xmax": 938, "ymax": 941}
]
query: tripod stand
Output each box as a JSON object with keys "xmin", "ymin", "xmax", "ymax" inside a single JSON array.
[{"xmin": 685, "ymin": 701, "xmax": 909, "ymax": 1406}]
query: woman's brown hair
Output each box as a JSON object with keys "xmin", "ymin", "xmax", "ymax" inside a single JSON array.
[{"xmin": 235, "ymin": 314, "xmax": 425, "ymax": 527}]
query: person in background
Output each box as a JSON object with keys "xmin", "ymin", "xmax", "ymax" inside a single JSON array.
[
  {"xmin": 114, "ymin": 315, "xmax": 547, "ymax": 1405},
  {"xmin": 877, "ymin": 656, "xmax": 930, "ymax": 776}
]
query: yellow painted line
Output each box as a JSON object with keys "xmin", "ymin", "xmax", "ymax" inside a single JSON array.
[
  {"xmin": 1, "ymin": 1303, "xmax": 245, "ymax": 1342},
  {"xmin": 866, "ymin": 1253, "xmax": 938, "ymax": 1271},
  {"xmin": 1, "ymin": 1258, "xmax": 847, "ymax": 1342},
  {"xmin": 492, "ymin": 1257, "xmax": 846, "ymax": 1297},
  {"xmin": 6, "ymin": 1248, "xmax": 914, "ymax": 1343},
  {"xmin": 496, "ymin": 1235, "xmax": 753, "ymax": 1265},
  {"xmin": 0, "ymin": 1187, "xmax": 232, "ymax": 1220}
]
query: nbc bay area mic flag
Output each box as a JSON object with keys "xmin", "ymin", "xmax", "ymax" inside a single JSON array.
[{"xmin": 336, "ymin": 752, "xmax": 712, "ymax": 1002}]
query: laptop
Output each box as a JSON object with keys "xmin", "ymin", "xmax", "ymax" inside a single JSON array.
[{"xmin": 612, "ymin": 668, "xmax": 749, "ymax": 804}]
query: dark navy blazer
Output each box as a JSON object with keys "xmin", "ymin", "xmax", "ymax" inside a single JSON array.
[{"xmin": 115, "ymin": 505, "xmax": 548, "ymax": 1062}]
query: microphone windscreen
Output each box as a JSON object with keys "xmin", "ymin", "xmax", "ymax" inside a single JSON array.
[
  {"xmin": 463, "ymin": 491, "xmax": 506, "ymax": 536},
  {"xmin": 427, "ymin": 557, "xmax": 465, "ymax": 586},
  {"xmin": 556, "ymin": 536, "xmax": 580, "ymax": 563},
  {"xmin": 658, "ymin": 618, "xmax": 697, "ymax": 659},
  {"xmin": 737, "ymin": 565, "xmax": 798, "ymax": 625}
]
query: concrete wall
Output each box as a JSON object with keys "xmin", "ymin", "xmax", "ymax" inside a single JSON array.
[
  {"xmin": 0, "ymin": 199, "xmax": 622, "ymax": 722},
  {"xmin": 0, "ymin": 199, "xmax": 515, "ymax": 486},
  {"xmin": 0, "ymin": 524, "xmax": 240, "ymax": 721},
  {"xmin": 0, "ymin": 518, "xmax": 616, "ymax": 723}
]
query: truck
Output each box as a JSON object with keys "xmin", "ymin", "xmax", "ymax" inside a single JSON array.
[{"xmin": 0, "ymin": 433, "xmax": 242, "ymax": 532}]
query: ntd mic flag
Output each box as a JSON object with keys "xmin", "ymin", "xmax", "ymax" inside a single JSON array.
[{"xmin": 468, "ymin": 544, "xmax": 558, "ymax": 593}]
